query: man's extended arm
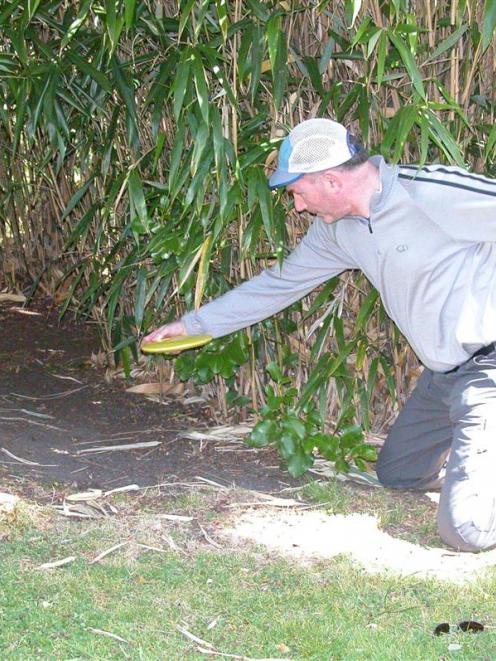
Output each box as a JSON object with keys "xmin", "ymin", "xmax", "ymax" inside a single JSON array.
[
  {"xmin": 142, "ymin": 218, "xmax": 356, "ymax": 343},
  {"xmin": 181, "ymin": 218, "xmax": 356, "ymax": 338}
]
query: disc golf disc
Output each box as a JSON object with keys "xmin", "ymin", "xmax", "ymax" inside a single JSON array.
[{"xmin": 141, "ymin": 334, "xmax": 212, "ymax": 355}]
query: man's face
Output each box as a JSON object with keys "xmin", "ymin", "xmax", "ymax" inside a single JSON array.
[{"xmin": 286, "ymin": 171, "xmax": 351, "ymax": 224}]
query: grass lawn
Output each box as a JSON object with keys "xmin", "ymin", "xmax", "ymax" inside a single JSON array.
[{"xmin": 1, "ymin": 482, "xmax": 496, "ymax": 661}]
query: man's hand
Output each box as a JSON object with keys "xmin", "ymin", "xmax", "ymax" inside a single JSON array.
[{"xmin": 141, "ymin": 319, "xmax": 188, "ymax": 345}]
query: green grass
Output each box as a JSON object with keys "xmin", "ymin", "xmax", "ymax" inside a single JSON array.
[{"xmin": 2, "ymin": 494, "xmax": 496, "ymax": 661}]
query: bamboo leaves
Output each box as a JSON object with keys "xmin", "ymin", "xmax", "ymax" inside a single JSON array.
[
  {"xmin": 191, "ymin": 49, "xmax": 210, "ymax": 124},
  {"xmin": 1, "ymin": 0, "xmax": 493, "ymax": 477},
  {"xmin": 356, "ymin": 289, "xmax": 379, "ymax": 332},
  {"xmin": 265, "ymin": 14, "xmax": 288, "ymax": 109},
  {"xmin": 382, "ymin": 104, "xmax": 419, "ymax": 162},
  {"xmin": 387, "ymin": 30, "xmax": 425, "ymax": 100},
  {"xmin": 105, "ymin": 0, "xmax": 125, "ymax": 53},
  {"xmin": 215, "ymin": 0, "xmax": 229, "ymax": 41},
  {"xmin": 375, "ymin": 30, "xmax": 387, "ymax": 87},
  {"xmin": 425, "ymin": 23, "xmax": 469, "ymax": 62},
  {"xmin": 346, "ymin": 0, "xmax": 363, "ymax": 28},
  {"xmin": 62, "ymin": 176, "xmax": 96, "ymax": 221},
  {"xmin": 124, "ymin": 0, "xmax": 137, "ymax": 31},
  {"xmin": 250, "ymin": 168, "xmax": 274, "ymax": 246},
  {"xmin": 482, "ymin": 0, "xmax": 496, "ymax": 51},
  {"xmin": 194, "ymin": 234, "xmax": 213, "ymax": 310},
  {"xmin": 25, "ymin": 0, "xmax": 42, "ymax": 24},
  {"xmin": 0, "ymin": 0, "xmax": 22, "ymax": 27},
  {"xmin": 172, "ymin": 49, "xmax": 192, "ymax": 120},
  {"xmin": 429, "ymin": 118, "xmax": 465, "ymax": 165},
  {"xmin": 134, "ymin": 267, "xmax": 147, "ymax": 329},
  {"xmin": 65, "ymin": 49, "xmax": 113, "ymax": 95},
  {"xmin": 111, "ymin": 57, "xmax": 140, "ymax": 149},
  {"xmin": 60, "ymin": 0, "xmax": 93, "ymax": 49},
  {"xmin": 146, "ymin": 60, "xmax": 176, "ymax": 136},
  {"xmin": 128, "ymin": 169, "xmax": 149, "ymax": 234}
]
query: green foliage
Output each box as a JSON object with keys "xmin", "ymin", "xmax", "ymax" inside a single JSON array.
[
  {"xmin": 1, "ymin": 0, "xmax": 496, "ymax": 477},
  {"xmin": 248, "ymin": 361, "xmax": 377, "ymax": 477},
  {"xmin": 174, "ymin": 332, "xmax": 249, "ymax": 384}
]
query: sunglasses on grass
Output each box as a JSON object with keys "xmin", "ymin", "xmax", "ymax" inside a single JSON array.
[{"xmin": 433, "ymin": 620, "xmax": 484, "ymax": 635}]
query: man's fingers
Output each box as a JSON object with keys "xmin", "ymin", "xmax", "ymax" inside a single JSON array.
[
  {"xmin": 142, "ymin": 329, "xmax": 169, "ymax": 343},
  {"xmin": 141, "ymin": 321, "xmax": 188, "ymax": 345}
]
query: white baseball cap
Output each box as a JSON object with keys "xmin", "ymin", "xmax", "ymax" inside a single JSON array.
[{"xmin": 268, "ymin": 118, "xmax": 359, "ymax": 190}]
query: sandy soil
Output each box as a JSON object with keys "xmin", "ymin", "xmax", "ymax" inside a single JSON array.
[{"xmin": 222, "ymin": 507, "xmax": 496, "ymax": 582}]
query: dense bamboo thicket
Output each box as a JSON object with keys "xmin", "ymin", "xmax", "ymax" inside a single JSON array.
[{"xmin": 1, "ymin": 0, "xmax": 496, "ymax": 473}]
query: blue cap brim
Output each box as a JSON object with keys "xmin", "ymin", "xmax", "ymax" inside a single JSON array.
[{"xmin": 268, "ymin": 170, "xmax": 303, "ymax": 190}]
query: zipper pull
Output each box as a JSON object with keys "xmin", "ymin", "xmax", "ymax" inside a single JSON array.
[{"xmin": 367, "ymin": 217, "xmax": 373, "ymax": 233}]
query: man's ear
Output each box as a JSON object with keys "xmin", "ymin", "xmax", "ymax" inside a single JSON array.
[{"xmin": 321, "ymin": 169, "xmax": 343, "ymax": 191}]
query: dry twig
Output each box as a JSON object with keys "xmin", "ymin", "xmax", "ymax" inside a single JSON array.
[
  {"xmin": 198, "ymin": 523, "xmax": 223, "ymax": 549},
  {"xmin": 176, "ymin": 624, "xmax": 290, "ymax": 660},
  {"xmin": 1, "ymin": 447, "xmax": 57, "ymax": 467},
  {"xmin": 87, "ymin": 627, "xmax": 129, "ymax": 644},
  {"xmin": 90, "ymin": 541, "xmax": 130, "ymax": 564},
  {"xmin": 76, "ymin": 441, "xmax": 161, "ymax": 455},
  {"xmin": 36, "ymin": 556, "xmax": 76, "ymax": 570}
]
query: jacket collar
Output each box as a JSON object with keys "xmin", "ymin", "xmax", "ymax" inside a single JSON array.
[{"xmin": 368, "ymin": 156, "xmax": 398, "ymax": 215}]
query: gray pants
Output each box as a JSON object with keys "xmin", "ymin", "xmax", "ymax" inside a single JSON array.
[{"xmin": 376, "ymin": 350, "xmax": 496, "ymax": 552}]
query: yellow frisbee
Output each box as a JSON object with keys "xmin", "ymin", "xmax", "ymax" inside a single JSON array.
[{"xmin": 141, "ymin": 334, "xmax": 213, "ymax": 355}]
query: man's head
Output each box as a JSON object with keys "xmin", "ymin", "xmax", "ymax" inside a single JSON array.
[{"xmin": 269, "ymin": 118, "xmax": 370, "ymax": 223}]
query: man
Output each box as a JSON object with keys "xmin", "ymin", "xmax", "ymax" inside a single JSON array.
[{"xmin": 143, "ymin": 118, "xmax": 496, "ymax": 552}]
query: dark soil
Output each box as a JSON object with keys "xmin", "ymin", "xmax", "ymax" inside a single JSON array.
[{"xmin": 0, "ymin": 302, "xmax": 297, "ymax": 497}]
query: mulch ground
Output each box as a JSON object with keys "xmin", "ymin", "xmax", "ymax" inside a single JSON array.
[{"xmin": 0, "ymin": 302, "xmax": 298, "ymax": 499}]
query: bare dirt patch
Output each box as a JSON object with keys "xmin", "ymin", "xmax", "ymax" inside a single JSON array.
[{"xmin": 0, "ymin": 302, "xmax": 296, "ymax": 500}]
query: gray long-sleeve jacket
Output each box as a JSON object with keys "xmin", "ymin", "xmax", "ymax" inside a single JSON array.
[{"xmin": 182, "ymin": 156, "xmax": 496, "ymax": 372}]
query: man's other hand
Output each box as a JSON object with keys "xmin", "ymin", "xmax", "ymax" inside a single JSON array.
[{"xmin": 141, "ymin": 320, "xmax": 188, "ymax": 345}]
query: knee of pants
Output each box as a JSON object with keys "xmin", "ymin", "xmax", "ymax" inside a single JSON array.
[
  {"xmin": 376, "ymin": 459, "xmax": 403, "ymax": 489},
  {"xmin": 437, "ymin": 509, "xmax": 496, "ymax": 553},
  {"xmin": 375, "ymin": 450, "xmax": 404, "ymax": 487},
  {"xmin": 376, "ymin": 453, "xmax": 426, "ymax": 490}
]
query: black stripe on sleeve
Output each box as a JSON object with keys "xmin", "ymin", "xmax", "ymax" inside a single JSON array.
[
  {"xmin": 399, "ymin": 164, "xmax": 496, "ymax": 189},
  {"xmin": 398, "ymin": 173, "xmax": 496, "ymax": 198}
]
